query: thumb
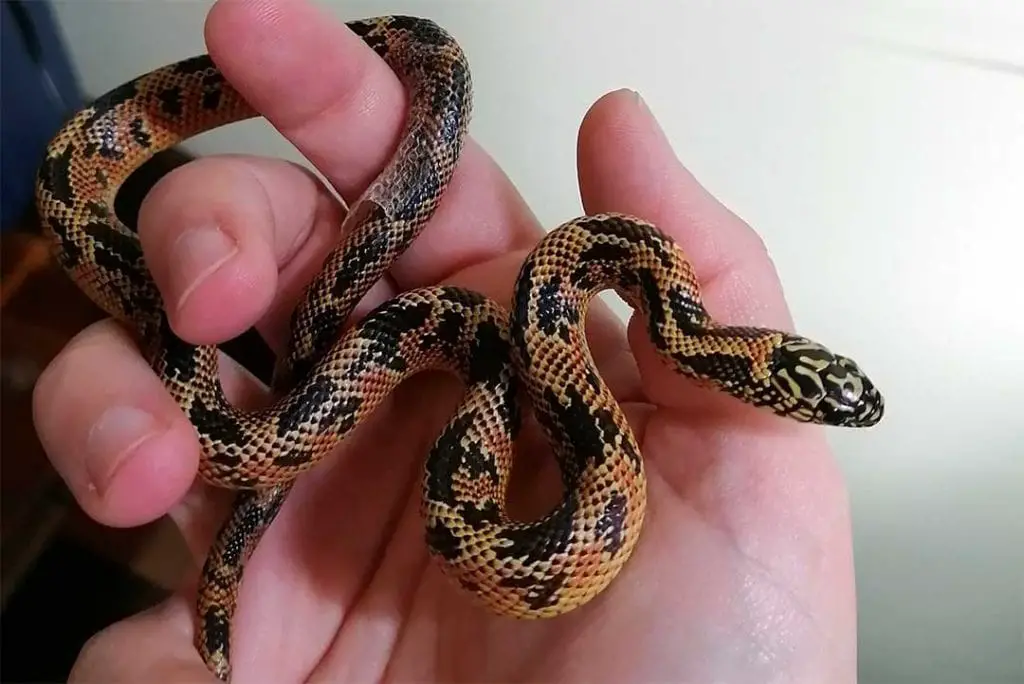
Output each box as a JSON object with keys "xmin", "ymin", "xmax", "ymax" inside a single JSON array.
[{"xmin": 70, "ymin": 594, "xmax": 216, "ymax": 682}]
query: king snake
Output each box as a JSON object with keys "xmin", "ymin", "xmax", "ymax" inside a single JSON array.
[{"xmin": 35, "ymin": 15, "xmax": 884, "ymax": 681}]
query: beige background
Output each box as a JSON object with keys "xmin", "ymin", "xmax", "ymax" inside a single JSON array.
[{"xmin": 50, "ymin": 1, "xmax": 1024, "ymax": 682}]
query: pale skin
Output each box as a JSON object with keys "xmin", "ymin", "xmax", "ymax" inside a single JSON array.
[{"xmin": 31, "ymin": 0, "xmax": 857, "ymax": 681}]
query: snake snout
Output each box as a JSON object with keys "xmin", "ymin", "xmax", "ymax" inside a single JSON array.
[
  {"xmin": 824, "ymin": 356, "xmax": 884, "ymax": 427},
  {"xmin": 771, "ymin": 336, "xmax": 884, "ymax": 427}
]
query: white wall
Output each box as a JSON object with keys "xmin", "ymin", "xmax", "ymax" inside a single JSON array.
[{"xmin": 50, "ymin": 1, "xmax": 1024, "ymax": 682}]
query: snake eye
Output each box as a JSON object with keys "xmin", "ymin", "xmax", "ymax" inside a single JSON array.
[{"xmin": 771, "ymin": 336, "xmax": 883, "ymax": 427}]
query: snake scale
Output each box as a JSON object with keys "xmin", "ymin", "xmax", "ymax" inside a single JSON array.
[{"xmin": 35, "ymin": 15, "xmax": 884, "ymax": 681}]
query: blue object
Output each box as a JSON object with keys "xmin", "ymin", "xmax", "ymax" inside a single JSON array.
[{"xmin": 1, "ymin": 1, "xmax": 84, "ymax": 231}]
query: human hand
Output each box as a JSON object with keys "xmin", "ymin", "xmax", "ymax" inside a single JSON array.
[{"xmin": 33, "ymin": 0, "xmax": 856, "ymax": 681}]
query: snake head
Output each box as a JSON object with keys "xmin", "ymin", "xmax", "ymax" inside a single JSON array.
[{"xmin": 769, "ymin": 335, "xmax": 884, "ymax": 427}]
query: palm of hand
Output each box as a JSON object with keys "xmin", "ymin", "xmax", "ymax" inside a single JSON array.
[{"xmin": 208, "ymin": 254, "xmax": 846, "ymax": 684}]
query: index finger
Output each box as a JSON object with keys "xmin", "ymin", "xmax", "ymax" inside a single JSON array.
[{"xmin": 204, "ymin": 0, "xmax": 542, "ymax": 290}]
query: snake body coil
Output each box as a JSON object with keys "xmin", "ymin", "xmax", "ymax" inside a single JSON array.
[{"xmin": 35, "ymin": 16, "xmax": 883, "ymax": 681}]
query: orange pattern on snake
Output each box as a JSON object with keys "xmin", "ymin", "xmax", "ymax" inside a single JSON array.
[{"xmin": 34, "ymin": 16, "xmax": 884, "ymax": 681}]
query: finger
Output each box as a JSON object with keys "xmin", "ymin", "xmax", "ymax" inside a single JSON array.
[
  {"xmin": 138, "ymin": 154, "xmax": 356, "ymax": 352},
  {"xmin": 577, "ymin": 89, "xmax": 794, "ymax": 414},
  {"xmin": 32, "ymin": 320, "xmax": 200, "ymax": 527},
  {"xmin": 69, "ymin": 595, "xmax": 215, "ymax": 683},
  {"xmin": 33, "ymin": 318, "xmax": 273, "ymax": 530},
  {"xmin": 204, "ymin": 0, "xmax": 542, "ymax": 291}
]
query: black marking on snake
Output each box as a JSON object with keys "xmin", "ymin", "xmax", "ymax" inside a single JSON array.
[
  {"xmin": 571, "ymin": 240, "xmax": 635, "ymax": 292},
  {"xmin": 432, "ymin": 56, "xmax": 469, "ymax": 151},
  {"xmin": 129, "ymin": 117, "xmax": 151, "ymax": 147},
  {"xmin": 771, "ymin": 345, "xmax": 830, "ymax": 397},
  {"xmin": 86, "ymin": 80, "xmax": 139, "ymax": 129},
  {"xmin": 38, "ymin": 141, "xmax": 76, "ymax": 204},
  {"xmin": 426, "ymin": 307, "xmax": 465, "ymax": 357},
  {"xmin": 635, "ymin": 268, "xmax": 668, "ymax": 348},
  {"xmin": 85, "ymin": 201, "xmax": 108, "ymax": 219},
  {"xmin": 581, "ymin": 240, "xmax": 631, "ymax": 266},
  {"xmin": 285, "ymin": 353, "xmax": 322, "ymax": 391},
  {"xmin": 667, "ymin": 284, "xmax": 711, "ymax": 333},
  {"xmin": 379, "ymin": 298, "xmax": 435, "ymax": 335},
  {"xmin": 349, "ymin": 299, "xmax": 434, "ymax": 378},
  {"xmin": 436, "ymin": 91, "xmax": 467, "ymax": 156},
  {"xmin": 496, "ymin": 497, "xmax": 576, "ymax": 566},
  {"xmin": 172, "ymin": 54, "xmax": 215, "ymax": 76},
  {"xmin": 200, "ymin": 72, "xmax": 225, "ymax": 111},
  {"xmin": 203, "ymin": 560, "xmax": 236, "ymax": 593},
  {"xmin": 674, "ymin": 350, "xmax": 755, "ymax": 389},
  {"xmin": 461, "ymin": 437, "xmax": 500, "ymax": 487},
  {"xmin": 569, "ymin": 263, "xmax": 596, "ymax": 293},
  {"xmin": 388, "ymin": 350, "xmax": 409, "ymax": 373},
  {"xmin": 465, "ymin": 318, "xmax": 520, "ymax": 439},
  {"xmin": 467, "ymin": 319, "xmax": 511, "ymax": 387},
  {"xmin": 425, "ymin": 519, "xmax": 461, "ymax": 561},
  {"xmin": 427, "ymin": 411, "xmax": 498, "ymax": 507},
  {"xmin": 346, "ymin": 18, "xmax": 396, "ymax": 58},
  {"xmin": 232, "ymin": 487, "xmax": 289, "ymax": 553},
  {"xmin": 595, "ymin": 491, "xmax": 628, "ymax": 555},
  {"xmin": 511, "ymin": 258, "xmax": 535, "ymax": 369},
  {"xmin": 535, "ymin": 276, "xmax": 576, "ymax": 343},
  {"xmin": 331, "ymin": 212, "xmax": 392, "ymax": 300},
  {"xmin": 389, "ymin": 15, "xmax": 449, "ymax": 46},
  {"xmin": 439, "ymin": 285, "xmax": 487, "ymax": 309},
  {"xmin": 541, "ymin": 385, "xmax": 614, "ymax": 473},
  {"xmin": 274, "ymin": 395, "xmax": 362, "ymax": 464},
  {"xmin": 461, "ymin": 500, "xmax": 501, "ymax": 529},
  {"xmin": 189, "ymin": 399, "xmax": 246, "ymax": 464},
  {"xmin": 220, "ymin": 489, "xmax": 287, "ymax": 566},
  {"xmin": 86, "ymin": 221, "xmax": 148, "ymax": 289},
  {"xmin": 219, "ymin": 505, "xmax": 256, "ymax": 568},
  {"xmin": 87, "ymin": 243, "xmax": 153, "ymax": 319},
  {"xmin": 46, "ymin": 217, "xmax": 82, "ymax": 265},
  {"xmin": 202, "ymin": 88, "xmax": 222, "ymax": 111},
  {"xmin": 705, "ymin": 324, "xmax": 773, "ymax": 342},
  {"xmin": 623, "ymin": 431, "xmax": 641, "ymax": 470},
  {"xmin": 95, "ymin": 121, "xmax": 125, "ymax": 160},
  {"xmin": 82, "ymin": 106, "xmax": 130, "ymax": 161},
  {"xmin": 426, "ymin": 413, "xmax": 470, "ymax": 506},
  {"xmin": 223, "ymin": 472, "xmax": 261, "ymax": 489},
  {"xmin": 346, "ymin": 18, "xmax": 376, "ymax": 39},
  {"xmin": 201, "ymin": 608, "xmax": 230, "ymax": 665},
  {"xmin": 498, "ymin": 571, "xmax": 567, "ymax": 610},
  {"xmin": 578, "ymin": 216, "xmax": 674, "ymax": 268},
  {"xmin": 571, "ymin": 260, "xmax": 624, "ymax": 294},
  {"xmin": 274, "ymin": 376, "xmax": 358, "ymax": 445},
  {"xmin": 158, "ymin": 86, "xmax": 184, "ymax": 116}
]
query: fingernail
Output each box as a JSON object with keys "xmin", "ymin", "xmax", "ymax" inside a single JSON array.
[
  {"xmin": 86, "ymin": 406, "xmax": 161, "ymax": 494},
  {"xmin": 170, "ymin": 224, "xmax": 238, "ymax": 308},
  {"xmin": 630, "ymin": 89, "xmax": 668, "ymax": 142}
]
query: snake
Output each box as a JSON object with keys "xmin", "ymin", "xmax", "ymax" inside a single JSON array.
[{"xmin": 35, "ymin": 15, "xmax": 884, "ymax": 681}]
